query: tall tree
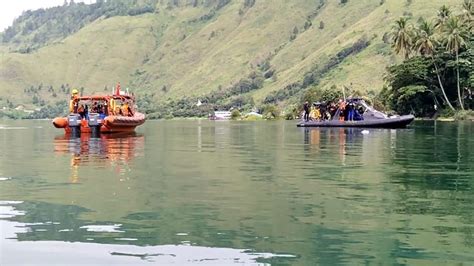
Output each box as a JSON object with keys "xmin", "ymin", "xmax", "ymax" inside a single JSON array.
[
  {"xmin": 392, "ymin": 17, "xmax": 413, "ymax": 59},
  {"xmin": 444, "ymin": 16, "xmax": 468, "ymax": 110},
  {"xmin": 413, "ymin": 18, "xmax": 455, "ymax": 110},
  {"xmin": 435, "ymin": 5, "xmax": 451, "ymax": 29}
]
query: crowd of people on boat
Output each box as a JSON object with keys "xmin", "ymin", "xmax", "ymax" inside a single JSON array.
[
  {"xmin": 69, "ymin": 86, "xmax": 135, "ymax": 120},
  {"xmin": 303, "ymin": 98, "xmax": 365, "ymax": 122}
]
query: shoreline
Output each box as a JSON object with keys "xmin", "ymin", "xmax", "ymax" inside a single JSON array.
[{"xmin": 2, "ymin": 117, "xmax": 473, "ymax": 122}]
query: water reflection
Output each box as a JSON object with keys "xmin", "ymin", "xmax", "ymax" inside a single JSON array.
[
  {"xmin": 0, "ymin": 120, "xmax": 473, "ymax": 265},
  {"xmin": 53, "ymin": 133, "xmax": 144, "ymax": 183},
  {"xmin": 0, "ymin": 201, "xmax": 294, "ymax": 265},
  {"xmin": 302, "ymin": 127, "xmax": 372, "ymax": 167}
]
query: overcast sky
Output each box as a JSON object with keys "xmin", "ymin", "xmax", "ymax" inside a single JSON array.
[{"xmin": 0, "ymin": 0, "xmax": 92, "ymax": 31}]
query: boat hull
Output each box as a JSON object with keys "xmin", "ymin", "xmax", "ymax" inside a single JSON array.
[
  {"xmin": 53, "ymin": 113, "xmax": 145, "ymax": 133},
  {"xmin": 297, "ymin": 115, "xmax": 415, "ymax": 128}
]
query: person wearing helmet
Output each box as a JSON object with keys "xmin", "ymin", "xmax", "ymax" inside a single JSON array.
[{"xmin": 69, "ymin": 89, "xmax": 79, "ymax": 113}]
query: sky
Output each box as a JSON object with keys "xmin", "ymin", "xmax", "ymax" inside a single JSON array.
[{"xmin": 0, "ymin": 0, "xmax": 92, "ymax": 31}]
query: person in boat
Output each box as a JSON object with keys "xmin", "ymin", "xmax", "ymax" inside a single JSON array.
[
  {"xmin": 126, "ymin": 101, "xmax": 134, "ymax": 116},
  {"xmin": 303, "ymin": 101, "xmax": 310, "ymax": 122},
  {"xmin": 346, "ymin": 100, "xmax": 355, "ymax": 121},
  {"xmin": 69, "ymin": 89, "xmax": 79, "ymax": 113},
  {"xmin": 99, "ymin": 104, "xmax": 107, "ymax": 120},
  {"xmin": 78, "ymin": 104, "xmax": 85, "ymax": 119},
  {"xmin": 320, "ymin": 101, "xmax": 329, "ymax": 120},
  {"xmin": 338, "ymin": 99, "xmax": 346, "ymax": 121},
  {"xmin": 109, "ymin": 98, "xmax": 116, "ymax": 115},
  {"xmin": 310, "ymin": 102, "xmax": 321, "ymax": 121},
  {"xmin": 121, "ymin": 102, "xmax": 130, "ymax": 116},
  {"xmin": 85, "ymin": 104, "xmax": 90, "ymax": 120},
  {"xmin": 91, "ymin": 102, "xmax": 99, "ymax": 113},
  {"xmin": 328, "ymin": 102, "xmax": 337, "ymax": 119},
  {"xmin": 354, "ymin": 105, "xmax": 364, "ymax": 121}
]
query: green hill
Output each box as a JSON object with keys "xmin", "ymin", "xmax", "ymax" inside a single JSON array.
[{"xmin": 0, "ymin": 0, "xmax": 465, "ymax": 117}]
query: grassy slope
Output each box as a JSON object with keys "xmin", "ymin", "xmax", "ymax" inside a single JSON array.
[
  {"xmin": 0, "ymin": 0, "xmax": 464, "ymax": 107},
  {"xmin": 313, "ymin": 0, "xmax": 461, "ymax": 95},
  {"xmin": 0, "ymin": 14, "xmax": 158, "ymax": 104}
]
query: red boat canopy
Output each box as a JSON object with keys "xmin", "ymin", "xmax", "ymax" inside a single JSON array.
[{"xmin": 73, "ymin": 94, "xmax": 135, "ymax": 102}]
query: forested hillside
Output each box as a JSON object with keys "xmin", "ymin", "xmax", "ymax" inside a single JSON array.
[
  {"xmin": 1, "ymin": 0, "xmax": 157, "ymax": 51},
  {"xmin": 0, "ymin": 0, "xmax": 470, "ymax": 118}
]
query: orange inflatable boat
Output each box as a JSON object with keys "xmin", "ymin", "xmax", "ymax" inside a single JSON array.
[{"xmin": 53, "ymin": 93, "xmax": 145, "ymax": 134}]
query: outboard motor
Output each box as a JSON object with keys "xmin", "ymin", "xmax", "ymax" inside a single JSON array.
[
  {"xmin": 88, "ymin": 113, "xmax": 101, "ymax": 138},
  {"xmin": 68, "ymin": 114, "xmax": 81, "ymax": 138}
]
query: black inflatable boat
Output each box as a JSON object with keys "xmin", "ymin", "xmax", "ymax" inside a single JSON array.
[{"xmin": 297, "ymin": 99, "xmax": 415, "ymax": 128}]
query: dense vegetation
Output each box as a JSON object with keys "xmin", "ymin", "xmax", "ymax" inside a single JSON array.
[{"xmin": 382, "ymin": 1, "xmax": 473, "ymax": 117}]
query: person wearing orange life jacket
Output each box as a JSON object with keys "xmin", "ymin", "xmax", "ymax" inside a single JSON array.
[
  {"xmin": 121, "ymin": 102, "xmax": 129, "ymax": 116},
  {"xmin": 69, "ymin": 89, "xmax": 79, "ymax": 113},
  {"xmin": 127, "ymin": 102, "xmax": 134, "ymax": 116}
]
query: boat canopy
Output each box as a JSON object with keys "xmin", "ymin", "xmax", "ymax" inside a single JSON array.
[{"xmin": 73, "ymin": 94, "xmax": 135, "ymax": 102}]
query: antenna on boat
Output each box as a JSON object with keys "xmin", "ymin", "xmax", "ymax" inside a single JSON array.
[{"xmin": 342, "ymin": 86, "xmax": 347, "ymax": 101}]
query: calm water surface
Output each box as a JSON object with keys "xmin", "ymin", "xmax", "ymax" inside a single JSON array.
[{"xmin": 0, "ymin": 120, "xmax": 473, "ymax": 265}]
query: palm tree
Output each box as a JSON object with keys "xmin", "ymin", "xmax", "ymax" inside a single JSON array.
[
  {"xmin": 413, "ymin": 18, "xmax": 455, "ymax": 110},
  {"xmin": 444, "ymin": 16, "xmax": 468, "ymax": 110},
  {"xmin": 435, "ymin": 5, "xmax": 451, "ymax": 29},
  {"xmin": 414, "ymin": 19, "xmax": 436, "ymax": 56},
  {"xmin": 461, "ymin": 0, "xmax": 473, "ymax": 30},
  {"xmin": 392, "ymin": 17, "xmax": 413, "ymax": 59}
]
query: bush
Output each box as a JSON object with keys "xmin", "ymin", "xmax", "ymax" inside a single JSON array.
[
  {"xmin": 453, "ymin": 110, "xmax": 474, "ymax": 121},
  {"xmin": 231, "ymin": 109, "xmax": 241, "ymax": 120},
  {"xmin": 283, "ymin": 104, "xmax": 299, "ymax": 120},
  {"xmin": 261, "ymin": 104, "xmax": 280, "ymax": 120}
]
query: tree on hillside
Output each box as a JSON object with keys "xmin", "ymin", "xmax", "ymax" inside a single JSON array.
[
  {"xmin": 413, "ymin": 18, "xmax": 454, "ymax": 110},
  {"xmin": 435, "ymin": 5, "xmax": 451, "ymax": 29},
  {"xmin": 385, "ymin": 3, "xmax": 473, "ymax": 115},
  {"xmin": 391, "ymin": 17, "xmax": 413, "ymax": 59},
  {"xmin": 462, "ymin": 0, "xmax": 474, "ymax": 25},
  {"xmin": 444, "ymin": 16, "xmax": 469, "ymax": 110}
]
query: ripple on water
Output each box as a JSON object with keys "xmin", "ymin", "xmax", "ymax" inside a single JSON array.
[
  {"xmin": 0, "ymin": 125, "xmax": 28, "ymax": 130},
  {"xmin": 80, "ymin": 224, "xmax": 124, "ymax": 233},
  {"xmin": 0, "ymin": 201, "xmax": 25, "ymax": 219}
]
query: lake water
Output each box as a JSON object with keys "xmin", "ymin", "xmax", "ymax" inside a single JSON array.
[{"xmin": 0, "ymin": 120, "xmax": 473, "ymax": 265}]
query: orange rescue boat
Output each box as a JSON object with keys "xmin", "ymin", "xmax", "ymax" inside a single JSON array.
[{"xmin": 53, "ymin": 93, "xmax": 145, "ymax": 134}]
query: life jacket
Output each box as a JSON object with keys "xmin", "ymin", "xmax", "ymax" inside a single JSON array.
[
  {"xmin": 339, "ymin": 101, "xmax": 346, "ymax": 110},
  {"xmin": 109, "ymin": 99, "xmax": 116, "ymax": 114},
  {"xmin": 69, "ymin": 100, "xmax": 74, "ymax": 113},
  {"xmin": 310, "ymin": 107, "xmax": 321, "ymax": 120},
  {"xmin": 69, "ymin": 96, "xmax": 78, "ymax": 113},
  {"xmin": 121, "ymin": 104, "xmax": 129, "ymax": 116}
]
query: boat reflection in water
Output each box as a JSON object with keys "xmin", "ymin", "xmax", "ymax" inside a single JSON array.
[
  {"xmin": 302, "ymin": 126, "xmax": 399, "ymax": 168},
  {"xmin": 53, "ymin": 133, "xmax": 144, "ymax": 183}
]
